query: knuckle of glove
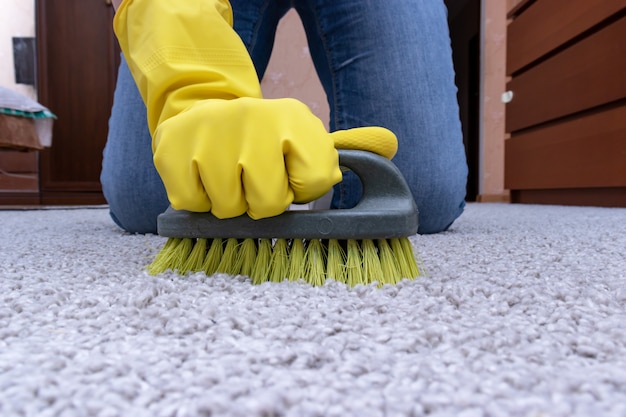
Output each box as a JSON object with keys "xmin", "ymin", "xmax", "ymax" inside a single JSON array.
[
  {"xmin": 290, "ymin": 148, "xmax": 341, "ymax": 203},
  {"xmin": 153, "ymin": 117, "xmax": 213, "ymax": 213},
  {"xmin": 247, "ymin": 200, "xmax": 291, "ymax": 220}
]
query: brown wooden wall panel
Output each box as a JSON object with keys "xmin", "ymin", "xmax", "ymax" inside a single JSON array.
[
  {"xmin": 506, "ymin": 15, "xmax": 626, "ymax": 133},
  {"xmin": 507, "ymin": 0, "xmax": 626, "ymax": 75},
  {"xmin": 0, "ymin": 174, "xmax": 38, "ymax": 191},
  {"xmin": 0, "ymin": 192, "xmax": 40, "ymax": 206},
  {"xmin": 507, "ymin": 0, "xmax": 535, "ymax": 19},
  {"xmin": 505, "ymin": 105, "xmax": 626, "ymax": 190},
  {"xmin": 40, "ymin": 191, "xmax": 106, "ymax": 206},
  {"xmin": 0, "ymin": 150, "xmax": 38, "ymax": 172},
  {"xmin": 0, "ymin": 151, "xmax": 38, "ymax": 193}
]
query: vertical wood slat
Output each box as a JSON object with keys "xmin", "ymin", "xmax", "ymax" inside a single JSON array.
[{"xmin": 507, "ymin": 0, "xmax": 626, "ymax": 75}]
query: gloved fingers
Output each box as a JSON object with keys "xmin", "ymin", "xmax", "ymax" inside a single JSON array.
[
  {"xmin": 277, "ymin": 112, "xmax": 341, "ymax": 203},
  {"xmin": 153, "ymin": 100, "xmax": 249, "ymax": 218},
  {"xmin": 197, "ymin": 161, "xmax": 248, "ymax": 219},
  {"xmin": 331, "ymin": 126, "xmax": 398, "ymax": 160},
  {"xmin": 193, "ymin": 99, "xmax": 288, "ymax": 219},
  {"xmin": 284, "ymin": 137, "xmax": 342, "ymax": 204},
  {"xmin": 153, "ymin": 147, "xmax": 213, "ymax": 213},
  {"xmin": 239, "ymin": 151, "xmax": 294, "ymax": 220}
]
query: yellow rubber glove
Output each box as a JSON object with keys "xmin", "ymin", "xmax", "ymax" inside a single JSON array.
[
  {"xmin": 331, "ymin": 127, "xmax": 398, "ymax": 161},
  {"xmin": 114, "ymin": 0, "xmax": 397, "ymax": 219},
  {"xmin": 154, "ymin": 97, "xmax": 343, "ymax": 219}
]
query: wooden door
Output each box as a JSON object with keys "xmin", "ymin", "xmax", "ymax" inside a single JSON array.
[{"xmin": 36, "ymin": 0, "xmax": 120, "ymax": 204}]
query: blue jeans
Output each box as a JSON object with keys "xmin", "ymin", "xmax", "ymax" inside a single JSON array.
[{"xmin": 101, "ymin": 0, "xmax": 467, "ymax": 234}]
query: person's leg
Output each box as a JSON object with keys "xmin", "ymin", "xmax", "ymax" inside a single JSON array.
[
  {"xmin": 230, "ymin": 0, "xmax": 291, "ymax": 78},
  {"xmin": 101, "ymin": 1, "xmax": 289, "ymax": 234},
  {"xmin": 101, "ymin": 57, "xmax": 168, "ymax": 234},
  {"xmin": 295, "ymin": 0, "xmax": 468, "ymax": 234}
]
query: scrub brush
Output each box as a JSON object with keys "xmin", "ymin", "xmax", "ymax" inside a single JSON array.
[{"xmin": 147, "ymin": 149, "xmax": 422, "ymax": 286}]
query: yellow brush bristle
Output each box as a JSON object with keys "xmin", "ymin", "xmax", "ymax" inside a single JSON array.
[
  {"xmin": 304, "ymin": 239, "xmax": 326, "ymax": 286},
  {"xmin": 269, "ymin": 238, "xmax": 289, "ymax": 283},
  {"xmin": 202, "ymin": 238, "xmax": 223, "ymax": 276},
  {"xmin": 179, "ymin": 238, "xmax": 207, "ymax": 274},
  {"xmin": 164, "ymin": 238, "xmax": 194, "ymax": 273},
  {"xmin": 251, "ymin": 238, "xmax": 272, "ymax": 284},
  {"xmin": 390, "ymin": 238, "xmax": 409, "ymax": 279},
  {"xmin": 345, "ymin": 239, "xmax": 364, "ymax": 287},
  {"xmin": 148, "ymin": 234, "xmax": 421, "ymax": 287},
  {"xmin": 362, "ymin": 239, "xmax": 383, "ymax": 285},
  {"xmin": 397, "ymin": 237, "xmax": 420, "ymax": 278},
  {"xmin": 148, "ymin": 237, "xmax": 181, "ymax": 275},
  {"xmin": 326, "ymin": 239, "xmax": 346, "ymax": 283},
  {"xmin": 287, "ymin": 239, "xmax": 305, "ymax": 281},
  {"xmin": 216, "ymin": 238, "xmax": 240, "ymax": 275},
  {"xmin": 238, "ymin": 238, "xmax": 257, "ymax": 277},
  {"xmin": 377, "ymin": 239, "xmax": 401, "ymax": 285}
]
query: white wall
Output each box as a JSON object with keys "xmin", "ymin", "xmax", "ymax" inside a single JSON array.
[
  {"xmin": 479, "ymin": 0, "xmax": 508, "ymax": 201},
  {"xmin": 0, "ymin": 0, "xmax": 36, "ymax": 99},
  {"xmin": 260, "ymin": 10, "xmax": 328, "ymax": 128}
]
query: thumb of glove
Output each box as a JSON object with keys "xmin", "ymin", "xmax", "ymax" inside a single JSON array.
[{"xmin": 330, "ymin": 126, "xmax": 398, "ymax": 160}]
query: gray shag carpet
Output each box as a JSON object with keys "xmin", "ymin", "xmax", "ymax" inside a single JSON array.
[{"xmin": 1, "ymin": 203, "xmax": 626, "ymax": 417}]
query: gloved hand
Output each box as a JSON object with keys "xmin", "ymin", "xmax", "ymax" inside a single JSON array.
[
  {"xmin": 114, "ymin": 0, "xmax": 397, "ymax": 219},
  {"xmin": 154, "ymin": 97, "xmax": 343, "ymax": 219}
]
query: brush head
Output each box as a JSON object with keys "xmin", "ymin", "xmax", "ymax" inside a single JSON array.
[{"xmin": 149, "ymin": 150, "xmax": 422, "ymax": 287}]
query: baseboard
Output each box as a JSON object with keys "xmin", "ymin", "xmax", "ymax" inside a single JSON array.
[
  {"xmin": 510, "ymin": 187, "xmax": 626, "ymax": 207},
  {"xmin": 40, "ymin": 192, "xmax": 107, "ymax": 206},
  {"xmin": 476, "ymin": 193, "xmax": 511, "ymax": 203},
  {"xmin": 0, "ymin": 191, "xmax": 40, "ymax": 206}
]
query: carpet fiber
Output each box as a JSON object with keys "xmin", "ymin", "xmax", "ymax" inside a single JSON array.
[{"xmin": 1, "ymin": 203, "xmax": 625, "ymax": 416}]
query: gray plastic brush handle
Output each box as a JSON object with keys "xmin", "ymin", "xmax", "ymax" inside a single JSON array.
[{"xmin": 157, "ymin": 149, "xmax": 419, "ymax": 240}]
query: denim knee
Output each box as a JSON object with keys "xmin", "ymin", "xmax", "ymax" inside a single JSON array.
[
  {"xmin": 415, "ymin": 191, "xmax": 466, "ymax": 235},
  {"xmin": 101, "ymin": 56, "xmax": 169, "ymax": 234},
  {"xmin": 101, "ymin": 166, "xmax": 168, "ymax": 234}
]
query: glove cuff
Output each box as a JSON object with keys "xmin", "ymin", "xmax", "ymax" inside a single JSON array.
[{"xmin": 113, "ymin": 0, "xmax": 262, "ymax": 135}]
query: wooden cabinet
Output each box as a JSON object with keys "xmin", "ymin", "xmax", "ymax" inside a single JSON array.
[
  {"xmin": 504, "ymin": 0, "xmax": 626, "ymax": 206},
  {"xmin": 0, "ymin": 150, "xmax": 39, "ymax": 205},
  {"xmin": 0, "ymin": 0, "xmax": 119, "ymax": 206}
]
